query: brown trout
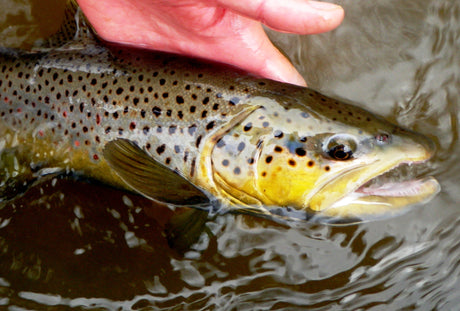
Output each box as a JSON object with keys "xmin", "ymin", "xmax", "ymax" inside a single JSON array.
[{"xmin": 0, "ymin": 5, "xmax": 440, "ymax": 221}]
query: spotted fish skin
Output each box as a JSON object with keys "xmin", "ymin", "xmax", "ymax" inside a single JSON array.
[
  {"xmin": 0, "ymin": 44, "xmax": 252, "ymax": 186},
  {"xmin": 0, "ymin": 34, "xmax": 439, "ymax": 216}
]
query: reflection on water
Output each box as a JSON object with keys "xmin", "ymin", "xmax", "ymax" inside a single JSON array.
[{"xmin": 0, "ymin": 0, "xmax": 459, "ymax": 309}]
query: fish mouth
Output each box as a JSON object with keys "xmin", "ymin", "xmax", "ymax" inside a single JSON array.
[
  {"xmin": 322, "ymin": 165, "xmax": 440, "ymax": 219},
  {"xmin": 308, "ymin": 141, "xmax": 440, "ymax": 219}
]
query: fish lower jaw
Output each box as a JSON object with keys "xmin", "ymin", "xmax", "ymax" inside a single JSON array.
[
  {"xmin": 355, "ymin": 177, "xmax": 438, "ymax": 197},
  {"xmin": 311, "ymin": 158, "xmax": 441, "ymax": 220},
  {"xmin": 320, "ymin": 169, "xmax": 440, "ymax": 219}
]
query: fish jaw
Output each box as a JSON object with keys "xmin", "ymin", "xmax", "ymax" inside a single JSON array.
[{"xmin": 308, "ymin": 130, "xmax": 439, "ymax": 217}]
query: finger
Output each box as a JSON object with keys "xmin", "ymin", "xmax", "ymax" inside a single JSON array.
[
  {"xmin": 204, "ymin": 22, "xmax": 307, "ymax": 86},
  {"xmin": 216, "ymin": 0, "xmax": 344, "ymax": 34}
]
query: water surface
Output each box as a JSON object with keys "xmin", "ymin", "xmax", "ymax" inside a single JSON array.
[{"xmin": 0, "ymin": 0, "xmax": 459, "ymax": 309}]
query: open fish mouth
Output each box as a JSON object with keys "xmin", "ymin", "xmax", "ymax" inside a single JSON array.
[{"xmin": 317, "ymin": 161, "xmax": 440, "ymax": 219}]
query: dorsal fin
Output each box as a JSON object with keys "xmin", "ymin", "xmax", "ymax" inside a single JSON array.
[{"xmin": 35, "ymin": 0, "xmax": 97, "ymax": 50}]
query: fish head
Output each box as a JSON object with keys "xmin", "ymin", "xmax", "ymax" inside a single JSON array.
[{"xmin": 210, "ymin": 89, "xmax": 439, "ymax": 219}]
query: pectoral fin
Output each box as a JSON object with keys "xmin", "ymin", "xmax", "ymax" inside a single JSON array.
[
  {"xmin": 166, "ymin": 208, "xmax": 211, "ymax": 252},
  {"xmin": 103, "ymin": 139, "xmax": 209, "ymax": 206}
]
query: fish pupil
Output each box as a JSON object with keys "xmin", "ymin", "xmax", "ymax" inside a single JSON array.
[{"xmin": 328, "ymin": 144, "xmax": 353, "ymax": 160}]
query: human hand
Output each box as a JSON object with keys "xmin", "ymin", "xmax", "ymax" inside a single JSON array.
[{"xmin": 76, "ymin": 0, "xmax": 344, "ymax": 86}]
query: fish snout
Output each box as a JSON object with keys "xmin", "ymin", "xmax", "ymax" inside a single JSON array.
[{"xmin": 393, "ymin": 127, "xmax": 436, "ymax": 162}]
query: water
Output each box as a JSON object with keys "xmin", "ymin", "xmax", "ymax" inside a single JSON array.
[{"xmin": 0, "ymin": 0, "xmax": 459, "ymax": 309}]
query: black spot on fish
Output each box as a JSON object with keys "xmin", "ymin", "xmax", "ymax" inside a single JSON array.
[
  {"xmin": 201, "ymin": 110, "xmax": 207, "ymax": 118},
  {"xmin": 166, "ymin": 110, "xmax": 172, "ymax": 117},
  {"xmin": 229, "ymin": 97, "xmax": 239, "ymax": 105},
  {"xmin": 237, "ymin": 142, "xmax": 245, "ymax": 152},
  {"xmin": 222, "ymin": 159, "xmax": 229, "ymax": 167},
  {"xmin": 202, "ymin": 97, "xmax": 209, "ymax": 105},
  {"xmin": 162, "ymin": 92, "xmax": 169, "ymax": 98},
  {"xmin": 169, "ymin": 125, "xmax": 177, "ymax": 134},
  {"xmin": 156, "ymin": 144, "xmax": 166, "ymax": 155},
  {"xmin": 195, "ymin": 135, "xmax": 202, "ymax": 148},
  {"xmin": 174, "ymin": 145, "xmax": 181, "ymax": 153},
  {"xmin": 274, "ymin": 146, "xmax": 283, "ymax": 152},
  {"xmin": 274, "ymin": 130, "xmax": 283, "ymax": 138},
  {"xmin": 307, "ymin": 161, "xmax": 314, "ymax": 167},
  {"xmin": 191, "ymin": 158, "xmax": 196, "ymax": 177},
  {"xmin": 262, "ymin": 121, "xmax": 269, "ymax": 128},
  {"xmin": 176, "ymin": 96, "xmax": 184, "ymax": 104},
  {"xmin": 295, "ymin": 148, "xmax": 306, "ymax": 157},
  {"xmin": 288, "ymin": 159, "xmax": 296, "ymax": 166},
  {"xmin": 243, "ymin": 122, "xmax": 252, "ymax": 132},
  {"xmin": 206, "ymin": 121, "xmax": 215, "ymax": 130},
  {"xmin": 152, "ymin": 106, "xmax": 161, "ymax": 117},
  {"xmin": 159, "ymin": 79, "xmax": 165, "ymax": 85},
  {"xmin": 143, "ymin": 126, "xmax": 150, "ymax": 135},
  {"xmin": 116, "ymin": 87, "xmax": 123, "ymax": 95},
  {"xmin": 265, "ymin": 156, "xmax": 273, "ymax": 164},
  {"xmin": 234, "ymin": 167, "xmax": 241, "ymax": 175}
]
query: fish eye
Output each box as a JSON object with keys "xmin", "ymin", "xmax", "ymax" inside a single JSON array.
[
  {"xmin": 324, "ymin": 134, "xmax": 357, "ymax": 161},
  {"xmin": 376, "ymin": 133, "xmax": 391, "ymax": 145}
]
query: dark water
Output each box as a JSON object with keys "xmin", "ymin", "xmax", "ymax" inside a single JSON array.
[{"xmin": 0, "ymin": 0, "xmax": 459, "ymax": 309}]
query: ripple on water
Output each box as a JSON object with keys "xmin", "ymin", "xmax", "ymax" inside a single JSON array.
[{"xmin": 0, "ymin": 0, "xmax": 459, "ymax": 309}]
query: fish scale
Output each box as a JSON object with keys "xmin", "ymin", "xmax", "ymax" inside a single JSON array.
[{"xmin": 0, "ymin": 44, "xmax": 256, "ymax": 186}]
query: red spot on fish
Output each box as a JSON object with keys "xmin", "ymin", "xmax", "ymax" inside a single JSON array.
[
  {"xmin": 93, "ymin": 154, "xmax": 99, "ymax": 160},
  {"xmin": 74, "ymin": 141, "xmax": 80, "ymax": 147},
  {"xmin": 96, "ymin": 114, "xmax": 101, "ymax": 125},
  {"xmin": 16, "ymin": 108, "xmax": 21, "ymax": 113},
  {"xmin": 38, "ymin": 130, "xmax": 44, "ymax": 137},
  {"xmin": 3, "ymin": 97, "xmax": 8, "ymax": 103},
  {"xmin": 62, "ymin": 111, "xmax": 67, "ymax": 118}
]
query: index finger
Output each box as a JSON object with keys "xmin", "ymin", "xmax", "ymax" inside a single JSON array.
[{"xmin": 217, "ymin": 0, "xmax": 344, "ymax": 34}]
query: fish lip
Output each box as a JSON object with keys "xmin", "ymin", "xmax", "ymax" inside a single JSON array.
[
  {"xmin": 353, "ymin": 160, "xmax": 431, "ymax": 195},
  {"xmin": 308, "ymin": 155, "xmax": 437, "ymax": 213}
]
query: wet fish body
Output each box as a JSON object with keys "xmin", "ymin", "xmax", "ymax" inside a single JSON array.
[{"xmin": 0, "ymin": 12, "xmax": 440, "ymax": 220}]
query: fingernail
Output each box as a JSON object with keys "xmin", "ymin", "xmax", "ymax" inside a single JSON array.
[{"xmin": 308, "ymin": 1, "xmax": 342, "ymax": 11}]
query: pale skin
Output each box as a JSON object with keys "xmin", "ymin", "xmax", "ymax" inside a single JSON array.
[{"xmin": 76, "ymin": 0, "xmax": 344, "ymax": 86}]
